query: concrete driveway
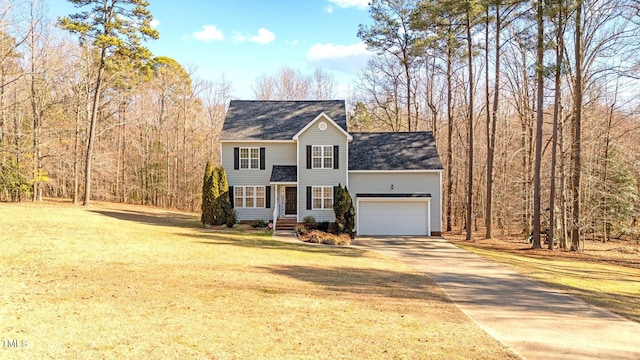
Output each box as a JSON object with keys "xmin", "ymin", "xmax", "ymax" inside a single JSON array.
[{"xmin": 354, "ymin": 236, "xmax": 640, "ymax": 360}]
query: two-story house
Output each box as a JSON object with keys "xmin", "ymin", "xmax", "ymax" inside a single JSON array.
[{"xmin": 219, "ymin": 100, "xmax": 443, "ymax": 236}]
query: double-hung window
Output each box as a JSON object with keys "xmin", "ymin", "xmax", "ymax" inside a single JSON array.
[
  {"xmin": 239, "ymin": 147, "xmax": 260, "ymax": 169},
  {"xmin": 312, "ymin": 145, "xmax": 333, "ymax": 169},
  {"xmin": 234, "ymin": 186, "xmax": 265, "ymax": 208},
  {"xmin": 312, "ymin": 186, "xmax": 333, "ymax": 209}
]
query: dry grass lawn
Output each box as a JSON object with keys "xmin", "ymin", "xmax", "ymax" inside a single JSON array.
[{"xmin": 1, "ymin": 201, "xmax": 517, "ymax": 359}]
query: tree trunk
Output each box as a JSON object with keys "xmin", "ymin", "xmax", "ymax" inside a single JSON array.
[
  {"xmin": 485, "ymin": 2, "xmax": 501, "ymax": 239},
  {"xmin": 601, "ymin": 81, "xmax": 616, "ymax": 243},
  {"xmin": 83, "ymin": 47, "xmax": 106, "ymax": 206},
  {"xmin": 559, "ymin": 112, "xmax": 568, "ymax": 249},
  {"xmin": 548, "ymin": 1, "xmax": 564, "ymax": 251},
  {"xmin": 446, "ymin": 43, "xmax": 454, "ymax": 233},
  {"xmin": 571, "ymin": 0, "xmax": 583, "ymax": 251},
  {"xmin": 466, "ymin": 10, "xmax": 474, "ymax": 241},
  {"xmin": 532, "ymin": 0, "xmax": 544, "ymax": 249},
  {"xmin": 484, "ymin": 10, "xmax": 491, "ymax": 238}
]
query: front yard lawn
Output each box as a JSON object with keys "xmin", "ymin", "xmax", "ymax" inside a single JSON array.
[{"xmin": 0, "ymin": 201, "xmax": 516, "ymax": 359}]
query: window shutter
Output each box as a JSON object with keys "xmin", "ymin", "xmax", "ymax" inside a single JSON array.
[
  {"xmin": 306, "ymin": 145, "xmax": 312, "ymax": 169},
  {"xmin": 265, "ymin": 186, "xmax": 271, "ymax": 208},
  {"xmin": 333, "ymin": 186, "xmax": 338, "ymax": 202},
  {"xmin": 260, "ymin": 147, "xmax": 266, "ymax": 170},
  {"xmin": 229, "ymin": 186, "xmax": 234, "ymax": 208},
  {"xmin": 333, "ymin": 145, "xmax": 339, "ymax": 169},
  {"xmin": 233, "ymin": 148, "xmax": 239, "ymax": 170},
  {"xmin": 306, "ymin": 186, "xmax": 312, "ymax": 210}
]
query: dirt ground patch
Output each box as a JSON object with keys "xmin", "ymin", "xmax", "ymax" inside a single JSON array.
[{"xmin": 1, "ymin": 201, "xmax": 517, "ymax": 359}]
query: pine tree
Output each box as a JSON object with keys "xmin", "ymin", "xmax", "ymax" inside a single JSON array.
[
  {"xmin": 333, "ymin": 184, "xmax": 355, "ymax": 237},
  {"xmin": 343, "ymin": 187, "xmax": 356, "ymax": 239},
  {"xmin": 201, "ymin": 161, "xmax": 214, "ymax": 226},
  {"xmin": 333, "ymin": 184, "xmax": 346, "ymax": 233},
  {"xmin": 216, "ymin": 167, "xmax": 236, "ymax": 227},
  {"xmin": 211, "ymin": 166, "xmax": 221, "ymax": 225},
  {"xmin": 59, "ymin": 0, "xmax": 159, "ymax": 206}
]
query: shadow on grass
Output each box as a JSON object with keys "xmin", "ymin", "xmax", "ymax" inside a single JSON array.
[
  {"xmin": 90, "ymin": 209, "xmax": 201, "ymax": 229},
  {"xmin": 187, "ymin": 231, "xmax": 367, "ymax": 258},
  {"xmin": 258, "ymin": 264, "xmax": 451, "ymax": 302}
]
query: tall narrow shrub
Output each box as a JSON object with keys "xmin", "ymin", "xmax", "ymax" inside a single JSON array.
[
  {"xmin": 343, "ymin": 187, "xmax": 355, "ymax": 238},
  {"xmin": 216, "ymin": 166, "xmax": 235, "ymax": 227},
  {"xmin": 211, "ymin": 166, "xmax": 222, "ymax": 225},
  {"xmin": 201, "ymin": 161, "xmax": 214, "ymax": 225},
  {"xmin": 333, "ymin": 183, "xmax": 355, "ymax": 238}
]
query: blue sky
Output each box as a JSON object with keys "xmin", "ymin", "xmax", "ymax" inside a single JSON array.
[{"xmin": 47, "ymin": 0, "xmax": 375, "ymax": 99}]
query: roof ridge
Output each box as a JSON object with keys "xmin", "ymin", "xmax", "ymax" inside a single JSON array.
[
  {"xmin": 351, "ymin": 131, "xmax": 434, "ymax": 135},
  {"xmin": 230, "ymin": 99, "xmax": 343, "ymax": 103}
]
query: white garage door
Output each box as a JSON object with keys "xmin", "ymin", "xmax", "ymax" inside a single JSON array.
[{"xmin": 358, "ymin": 200, "xmax": 429, "ymax": 236}]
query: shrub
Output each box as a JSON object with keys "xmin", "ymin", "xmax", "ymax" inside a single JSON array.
[
  {"xmin": 225, "ymin": 209, "xmax": 237, "ymax": 228},
  {"xmin": 333, "ymin": 183, "xmax": 355, "ymax": 238},
  {"xmin": 303, "ymin": 215, "xmax": 317, "ymax": 229},
  {"xmin": 201, "ymin": 162, "xmax": 215, "ymax": 226},
  {"xmin": 303, "ymin": 230, "xmax": 351, "ymax": 246},
  {"xmin": 317, "ymin": 221, "xmax": 330, "ymax": 232},
  {"xmin": 295, "ymin": 224, "xmax": 307, "ymax": 236},
  {"xmin": 252, "ymin": 219, "xmax": 268, "ymax": 228}
]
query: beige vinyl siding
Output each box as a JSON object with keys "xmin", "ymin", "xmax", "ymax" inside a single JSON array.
[
  {"xmin": 348, "ymin": 171, "xmax": 442, "ymax": 232},
  {"xmin": 221, "ymin": 142, "xmax": 296, "ymax": 220},
  {"xmin": 297, "ymin": 116, "xmax": 348, "ymax": 222}
]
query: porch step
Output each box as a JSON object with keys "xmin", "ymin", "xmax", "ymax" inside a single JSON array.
[{"xmin": 275, "ymin": 218, "xmax": 297, "ymax": 231}]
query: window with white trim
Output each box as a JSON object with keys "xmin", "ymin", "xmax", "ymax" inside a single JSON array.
[
  {"xmin": 234, "ymin": 186, "xmax": 265, "ymax": 208},
  {"xmin": 312, "ymin": 186, "xmax": 333, "ymax": 209},
  {"xmin": 312, "ymin": 145, "xmax": 333, "ymax": 169},
  {"xmin": 239, "ymin": 147, "xmax": 260, "ymax": 169}
]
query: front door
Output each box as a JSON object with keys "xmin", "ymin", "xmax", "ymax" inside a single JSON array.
[{"xmin": 285, "ymin": 187, "xmax": 297, "ymax": 215}]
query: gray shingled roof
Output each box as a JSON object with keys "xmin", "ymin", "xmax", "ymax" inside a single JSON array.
[
  {"xmin": 349, "ymin": 132, "xmax": 443, "ymax": 171},
  {"xmin": 220, "ymin": 100, "xmax": 347, "ymax": 140},
  {"xmin": 270, "ymin": 165, "xmax": 297, "ymax": 182}
]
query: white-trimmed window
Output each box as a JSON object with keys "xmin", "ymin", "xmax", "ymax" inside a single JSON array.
[
  {"xmin": 312, "ymin": 186, "xmax": 333, "ymax": 209},
  {"xmin": 234, "ymin": 186, "xmax": 265, "ymax": 208},
  {"xmin": 312, "ymin": 145, "xmax": 333, "ymax": 169},
  {"xmin": 240, "ymin": 147, "xmax": 260, "ymax": 169}
]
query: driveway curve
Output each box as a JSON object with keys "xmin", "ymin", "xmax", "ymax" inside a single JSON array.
[{"xmin": 354, "ymin": 236, "xmax": 640, "ymax": 360}]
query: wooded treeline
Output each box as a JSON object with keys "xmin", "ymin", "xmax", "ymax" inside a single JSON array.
[
  {"xmin": 1, "ymin": 0, "xmax": 230, "ymax": 210},
  {"xmin": 354, "ymin": 0, "xmax": 640, "ymax": 249},
  {"xmin": 2, "ymin": 0, "xmax": 640, "ymax": 248}
]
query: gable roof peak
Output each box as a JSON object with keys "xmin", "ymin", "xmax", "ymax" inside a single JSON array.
[
  {"xmin": 292, "ymin": 112, "xmax": 353, "ymax": 141},
  {"xmin": 221, "ymin": 100, "xmax": 347, "ymax": 141}
]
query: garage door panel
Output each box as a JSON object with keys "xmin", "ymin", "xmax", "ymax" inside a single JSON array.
[{"xmin": 359, "ymin": 200, "xmax": 429, "ymax": 236}]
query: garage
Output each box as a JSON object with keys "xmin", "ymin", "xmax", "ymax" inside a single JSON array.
[{"xmin": 357, "ymin": 196, "xmax": 431, "ymax": 236}]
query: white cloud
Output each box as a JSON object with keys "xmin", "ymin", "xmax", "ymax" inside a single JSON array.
[
  {"xmin": 250, "ymin": 28, "xmax": 275, "ymax": 45},
  {"xmin": 150, "ymin": 19, "xmax": 160, "ymax": 29},
  {"xmin": 192, "ymin": 25, "xmax": 224, "ymax": 42},
  {"xmin": 234, "ymin": 28, "xmax": 276, "ymax": 45},
  {"xmin": 306, "ymin": 42, "xmax": 374, "ymax": 74},
  {"xmin": 327, "ymin": 0, "xmax": 369, "ymax": 10},
  {"xmin": 324, "ymin": 5, "xmax": 334, "ymax": 13}
]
